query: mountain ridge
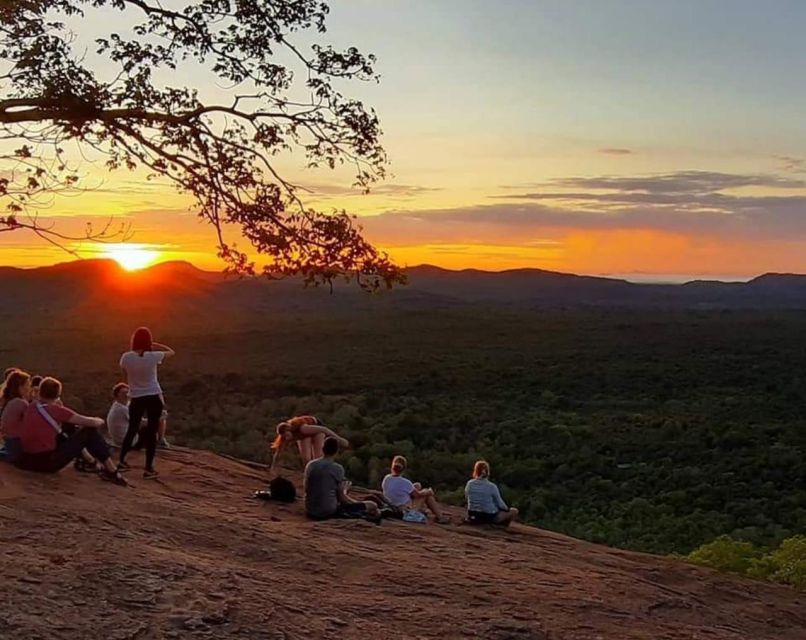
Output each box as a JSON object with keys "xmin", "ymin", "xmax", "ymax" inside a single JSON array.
[{"xmin": 1, "ymin": 259, "xmax": 806, "ymax": 309}]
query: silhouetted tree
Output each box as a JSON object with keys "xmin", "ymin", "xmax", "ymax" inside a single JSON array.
[{"xmin": 0, "ymin": 0, "xmax": 403, "ymax": 289}]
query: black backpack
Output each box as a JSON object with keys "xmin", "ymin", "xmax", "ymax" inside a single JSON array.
[
  {"xmin": 269, "ymin": 476, "xmax": 297, "ymax": 502},
  {"xmin": 253, "ymin": 476, "xmax": 297, "ymax": 503}
]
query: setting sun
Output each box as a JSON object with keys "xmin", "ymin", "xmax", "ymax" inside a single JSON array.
[{"xmin": 104, "ymin": 244, "xmax": 160, "ymax": 271}]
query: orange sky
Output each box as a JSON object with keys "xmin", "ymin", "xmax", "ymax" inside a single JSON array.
[{"xmin": 2, "ymin": 2, "xmax": 806, "ymax": 279}]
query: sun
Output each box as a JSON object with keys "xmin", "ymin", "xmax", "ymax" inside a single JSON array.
[{"xmin": 103, "ymin": 244, "xmax": 160, "ymax": 271}]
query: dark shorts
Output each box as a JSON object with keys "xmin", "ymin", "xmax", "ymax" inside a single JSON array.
[
  {"xmin": 308, "ymin": 502, "xmax": 369, "ymax": 521},
  {"xmin": 467, "ymin": 510, "xmax": 498, "ymax": 524},
  {"xmin": 335, "ymin": 503, "xmax": 368, "ymax": 518}
]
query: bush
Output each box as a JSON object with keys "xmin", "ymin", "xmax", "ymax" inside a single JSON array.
[
  {"xmin": 686, "ymin": 535, "xmax": 806, "ymax": 590},
  {"xmin": 686, "ymin": 535, "xmax": 762, "ymax": 574}
]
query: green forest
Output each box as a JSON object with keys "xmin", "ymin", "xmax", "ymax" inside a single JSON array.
[{"xmin": 12, "ymin": 304, "xmax": 806, "ymax": 565}]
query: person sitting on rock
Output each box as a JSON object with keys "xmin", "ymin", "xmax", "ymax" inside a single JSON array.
[
  {"xmin": 107, "ymin": 383, "xmax": 170, "ymax": 449},
  {"xmin": 303, "ymin": 436, "xmax": 379, "ymax": 522},
  {"xmin": 12, "ymin": 377, "xmax": 127, "ymax": 485},
  {"xmin": 382, "ymin": 455, "xmax": 450, "ymax": 524},
  {"xmin": 465, "ymin": 460, "xmax": 518, "ymax": 527},
  {"xmin": 269, "ymin": 415, "xmax": 349, "ymax": 475},
  {"xmin": 0, "ymin": 367, "xmax": 20, "ymax": 414},
  {"xmin": 0, "ymin": 369, "xmax": 32, "ymax": 463}
]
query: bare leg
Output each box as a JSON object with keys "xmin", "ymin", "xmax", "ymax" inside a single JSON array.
[
  {"xmin": 158, "ymin": 416, "xmax": 167, "ymax": 440},
  {"xmin": 424, "ymin": 494, "xmax": 444, "ymax": 519},
  {"xmin": 310, "ymin": 432, "xmax": 325, "ymax": 459},
  {"xmin": 297, "ymin": 439, "xmax": 314, "ymax": 467},
  {"xmin": 494, "ymin": 508, "xmax": 519, "ymax": 527}
]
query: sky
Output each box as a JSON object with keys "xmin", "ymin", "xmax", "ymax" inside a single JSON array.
[{"xmin": 2, "ymin": 0, "xmax": 806, "ymax": 279}]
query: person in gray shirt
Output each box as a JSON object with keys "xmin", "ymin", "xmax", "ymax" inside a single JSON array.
[
  {"xmin": 304, "ymin": 437, "xmax": 380, "ymax": 522},
  {"xmin": 465, "ymin": 460, "xmax": 519, "ymax": 527}
]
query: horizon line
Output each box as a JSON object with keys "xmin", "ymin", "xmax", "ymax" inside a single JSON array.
[{"xmin": 0, "ymin": 257, "xmax": 797, "ymax": 285}]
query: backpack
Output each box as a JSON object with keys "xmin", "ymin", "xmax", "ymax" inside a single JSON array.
[{"xmin": 268, "ymin": 476, "xmax": 297, "ymax": 503}]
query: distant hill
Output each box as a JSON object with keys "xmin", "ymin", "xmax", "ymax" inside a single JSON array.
[
  {"xmin": 1, "ymin": 260, "xmax": 805, "ymax": 312},
  {"xmin": 2, "ymin": 449, "xmax": 804, "ymax": 640}
]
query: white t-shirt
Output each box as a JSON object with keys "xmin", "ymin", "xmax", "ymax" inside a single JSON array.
[
  {"xmin": 382, "ymin": 474, "xmax": 416, "ymax": 507},
  {"xmin": 106, "ymin": 401, "xmax": 130, "ymax": 446},
  {"xmin": 120, "ymin": 350, "xmax": 165, "ymax": 398}
]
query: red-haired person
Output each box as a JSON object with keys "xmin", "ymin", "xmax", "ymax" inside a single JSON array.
[
  {"xmin": 465, "ymin": 460, "xmax": 518, "ymax": 527},
  {"xmin": 0, "ymin": 367, "xmax": 19, "ymax": 415},
  {"xmin": 269, "ymin": 415, "xmax": 349, "ymax": 476},
  {"xmin": 118, "ymin": 327, "xmax": 174, "ymax": 479},
  {"xmin": 0, "ymin": 369, "xmax": 32, "ymax": 462},
  {"xmin": 12, "ymin": 377, "xmax": 126, "ymax": 485}
]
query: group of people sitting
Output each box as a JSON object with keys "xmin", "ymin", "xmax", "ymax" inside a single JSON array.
[
  {"xmin": 1, "ymin": 325, "xmax": 518, "ymax": 527},
  {"xmin": 269, "ymin": 416, "xmax": 519, "ymax": 527},
  {"xmin": 0, "ymin": 326, "xmax": 175, "ymax": 484}
]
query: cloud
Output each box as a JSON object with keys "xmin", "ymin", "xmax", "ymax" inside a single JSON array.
[
  {"xmin": 774, "ymin": 155, "xmax": 805, "ymax": 173},
  {"xmin": 359, "ymin": 170, "xmax": 806, "ymax": 247},
  {"xmin": 598, "ymin": 148, "xmax": 633, "ymax": 155},
  {"xmin": 302, "ymin": 182, "xmax": 441, "ymax": 198},
  {"xmin": 547, "ymin": 171, "xmax": 806, "ymax": 194}
]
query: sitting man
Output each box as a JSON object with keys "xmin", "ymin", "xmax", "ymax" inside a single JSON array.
[
  {"xmin": 304, "ymin": 437, "xmax": 380, "ymax": 522},
  {"xmin": 13, "ymin": 377, "xmax": 126, "ymax": 485},
  {"xmin": 107, "ymin": 383, "xmax": 170, "ymax": 449}
]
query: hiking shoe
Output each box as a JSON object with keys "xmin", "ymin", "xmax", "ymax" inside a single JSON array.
[
  {"xmin": 158, "ymin": 437, "xmax": 171, "ymax": 449},
  {"xmin": 100, "ymin": 470, "xmax": 129, "ymax": 487},
  {"xmin": 143, "ymin": 469, "xmax": 159, "ymax": 480},
  {"xmin": 74, "ymin": 458, "xmax": 99, "ymax": 474}
]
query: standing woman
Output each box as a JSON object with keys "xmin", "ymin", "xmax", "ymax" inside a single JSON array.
[{"xmin": 118, "ymin": 327, "xmax": 174, "ymax": 479}]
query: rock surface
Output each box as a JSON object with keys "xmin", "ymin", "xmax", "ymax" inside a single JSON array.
[{"xmin": 1, "ymin": 448, "xmax": 804, "ymax": 639}]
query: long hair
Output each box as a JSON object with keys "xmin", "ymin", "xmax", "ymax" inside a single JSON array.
[
  {"xmin": 131, "ymin": 326, "xmax": 153, "ymax": 353},
  {"xmin": 1, "ymin": 370, "xmax": 30, "ymax": 402},
  {"xmin": 271, "ymin": 422, "xmax": 291, "ymax": 451},
  {"xmin": 472, "ymin": 460, "xmax": 490, "ymax": 479}
]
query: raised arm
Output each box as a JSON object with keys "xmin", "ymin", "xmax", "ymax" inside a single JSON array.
[{"xmin": 151, "ymin": 342, "xmax": 176, "ymax": 358}]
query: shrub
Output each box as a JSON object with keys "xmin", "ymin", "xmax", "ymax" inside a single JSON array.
[
  {"xmin": 686, "ymin": 535, "xmax": 762, "ymax": 574},
  {"xmin": 686, "ymin": 535, "xmax": 806, "ymax": 591}
]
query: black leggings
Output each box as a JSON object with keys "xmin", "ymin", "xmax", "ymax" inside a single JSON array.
[
  {"xmin": 15, "ymin": 428, "xmax": 110, "ymax": 473},
  {"xmin": 120, "ymin": 394, "xmax": 163, "ymax": 471}
]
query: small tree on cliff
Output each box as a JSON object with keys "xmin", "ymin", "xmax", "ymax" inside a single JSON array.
[{"xmin": 0, "ymin": 0, "xmax": 403, "ymax": 289}]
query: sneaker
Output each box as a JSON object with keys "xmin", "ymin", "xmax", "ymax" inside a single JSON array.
[
  {"xmin": 100, "ymin": 470, "xmax": 129, "ymax": 487},
  {"xmin": 158, "ymin": 437, "xmax": 171, "ymax": 449},
  {"xmin": 117, "ymin": 460, "xmax": 131, "ymax": 471},
  {"xmin": 143, "ymin": 469, "xmax": 159, "ymax": 480}
]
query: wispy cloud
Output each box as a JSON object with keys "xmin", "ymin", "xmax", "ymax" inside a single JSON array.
[
  {"xmin": 359, "ymin": 170, "xmax": 806, "ymax": 246},
  {"xmin": 547, "ymin": 171, "xmax": 806, "ymax": 194},
  {"xmin": 774, "ymin": 155, "xmax": 805, "ymax": 173},
  {"xmin": 302, "ymin": 182, "xmax": 441, "ymax": 199},
  {"xmin": 598, "ymin": 148, "xmax": 633, "ymax": 155}
]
